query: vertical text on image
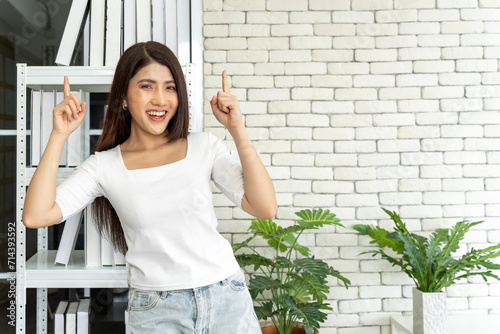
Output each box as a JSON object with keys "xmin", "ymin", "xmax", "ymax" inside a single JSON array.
[
  {"xmin": 6, "ymin": 273, "xmax": 16, "ymax": 327},
  {"xmin": 6, "ymin": 221, "xmax": 16, "ymax": 327},
  {"xmin": 7, "ymin": 222, "xmax": 15, "ymax": 271}
]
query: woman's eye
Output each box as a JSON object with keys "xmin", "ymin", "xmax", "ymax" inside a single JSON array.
[
  {"xmin": 141, "ymin": 85, "xmax": 152, "ymax": 89},
  {"xmin": 167, "ymin": 86, "xmax": 177, "ymax": 91}
]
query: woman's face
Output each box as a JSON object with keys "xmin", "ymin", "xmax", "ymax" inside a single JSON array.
[{"xmin": 124, "ymin": 62, "xmax": 179, "ymax": 138}]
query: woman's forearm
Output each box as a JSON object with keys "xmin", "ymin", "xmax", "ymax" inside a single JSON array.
[
  {"xmin": 229, "ymin": 126, "xmax": 278, "ymax": 219},
  {"xmin": 22, "ymin": 132, "xmax": 67, "ymax": 228},
  {"xmin": 210, "ymin": 70, "xmax": 277, "ymax": 218}
]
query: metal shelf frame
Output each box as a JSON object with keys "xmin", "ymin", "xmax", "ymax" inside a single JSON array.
[{"xmin": 16, "ymin": 62, "xmax": 199, "ymax": 333}]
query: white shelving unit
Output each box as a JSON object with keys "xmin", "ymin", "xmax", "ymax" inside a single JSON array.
[{"xmin": 16, "ymin": 64, "xmax": 199, "ymax": 333}]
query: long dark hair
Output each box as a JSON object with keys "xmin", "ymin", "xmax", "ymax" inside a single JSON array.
[{"xmin": 91, "ymin": 42, "xmax": 189, "ymax": 254}]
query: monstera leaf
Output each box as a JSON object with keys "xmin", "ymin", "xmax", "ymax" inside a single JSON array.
[{"xmin": 235, "ymin": 209, "xmax": 350, "ymax": 334}]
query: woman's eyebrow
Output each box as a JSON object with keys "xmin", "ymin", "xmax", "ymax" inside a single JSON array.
[{"xmin": 136, "ymin": 78, "xmax": 176, "ymax": 85}]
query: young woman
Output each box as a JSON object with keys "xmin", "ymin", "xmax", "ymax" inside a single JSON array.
[{"xmin": 23, "ymin": 41, "xmax": 277, "ymax": 333}]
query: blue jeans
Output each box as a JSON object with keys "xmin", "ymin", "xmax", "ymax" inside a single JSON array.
[{"xmin": 127, "ymin": 268, "xmax": 261, "ymax": 333}]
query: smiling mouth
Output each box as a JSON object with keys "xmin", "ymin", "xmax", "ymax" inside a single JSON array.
[{"xmin": 146, "ymin": 110, "xmax": 167, "ymax": 117}]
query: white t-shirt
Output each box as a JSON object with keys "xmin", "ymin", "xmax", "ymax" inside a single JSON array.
[{"xmin": 55, "ymin": 132, "xmax": 244, "ymax": 290}]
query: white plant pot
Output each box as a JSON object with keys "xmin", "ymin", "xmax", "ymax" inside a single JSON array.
[{"xmin": 413, "ymin": 287, "xmax": 447, "ymax": 334}]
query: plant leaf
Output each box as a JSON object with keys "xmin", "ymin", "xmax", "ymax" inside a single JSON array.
[
  {"xmin": 289, "ymin": 273, "xmax": 330, "ymax": 304},
  {"xmin": 249, "ymin": 219, "xmax": 289, "ymax": 252},
  {"xmin": 293, "ymin": 257, "xmax": 329, "ymax": 282},
  {"xmin": 355, "ymin": 209, "xmax": 500, "ymax": 292},
  {"xmin": 254, "ymin": 301, "xmax": 275, "ymax": 320},
  {"xmin": 295, "ymin": 209, "xmax": 344, "ymax": 230},
  {"xmin": 232, "ymin": 235, "xmax": 256, "ymax": 253},
  {"xmin": 234, "ymin": 208, "xmax": 351, "ymax": 332},
  {"xmin": 282, "ymin": 234, "xmax": 311, "ymax": 257},
  {"xmin": 423, "ymin": 229, "xmax": 448, "ymax": 291},
  {"xmin": 288, "ymin": 279, "xmax": 312, "ymax": 304},
  {"xmin": 353, "ymin": 224, "xmax": 404, "ymax": 254},
  {"xmin": 390, "ymin": 232, "xmax": 426, "ymax": 289},
  {"xmin": 248, "ymin": 275, "xmax": 290, "ymax": 300},
  {"xmin": 327, "ymin": 266, "xmax": 351, "ymax": 288},
  {"xmin": 281, "ymin": 295, "xmax": 329, "ymax": 334},
  {"xmin": 234, "ymin": 253, "xmax": 274, "ymax": 271}
]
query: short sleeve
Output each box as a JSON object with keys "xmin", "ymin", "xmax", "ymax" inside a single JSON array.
[
  {"xmin": 209, "ymin": 133, "xmax": 245, "ymax": 208},
  {"xmin": 55, "ymin": 153, "xmax": 103, "ymax": 223}
]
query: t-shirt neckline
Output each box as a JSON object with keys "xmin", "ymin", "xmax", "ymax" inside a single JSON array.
[{"xmin": 117, "ymin": 134, "xmax": 190, "ymax": 172}]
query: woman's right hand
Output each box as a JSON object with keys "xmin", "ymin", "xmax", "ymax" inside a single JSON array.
[{"xmin": 52, "ymin": 76, "xmax": 87, "ymax": 138}]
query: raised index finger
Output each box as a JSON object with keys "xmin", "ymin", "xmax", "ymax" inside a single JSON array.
[
  {"xmin": 222, "ymin": 70, "xmax": 230, "ymax": 93},
  {"xmin": 64, "ymin": 76, "xmax": 70, "ymax": 98}
]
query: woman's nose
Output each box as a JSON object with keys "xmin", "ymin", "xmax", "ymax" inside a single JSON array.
[{"xmin": 152, "ymin": 89, "xmax": 166, "ymax": 106}]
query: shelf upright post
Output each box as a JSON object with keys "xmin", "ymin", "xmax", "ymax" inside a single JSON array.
[
  {"xmin": 183, "ymin": 63, "xmax": 201, "ymax": 133},
  {"xmin": 36, "ymin": 232, "xmax": 48, "ymax": 329},
  {"xmin": 185, "ymin": 63, "xmax": 193, "ymax": 132},
  {"xmin": 16, "ymin": 63, "xmax": 27, "ymax": 334},
  {"xmin": 35, "ymin": 69, "xmax": 49, "ymax": 334}
]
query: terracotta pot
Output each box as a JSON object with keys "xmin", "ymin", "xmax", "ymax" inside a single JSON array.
[{"xmin": 260, "ymin": 320, "xmax": 319, "ymax": 334}]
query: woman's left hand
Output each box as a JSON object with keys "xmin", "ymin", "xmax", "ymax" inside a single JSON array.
[{"xmin": 210, "ymin": 70, "xmax": 244, "ymax": 131}]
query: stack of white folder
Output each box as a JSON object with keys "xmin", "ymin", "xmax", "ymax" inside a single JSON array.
[
  {"xmin": 55, "ymin": 299, "xmax": 131, "ymax": 333},
  {"xmin": 56, "ymin": 0, "xmax": 179, "ymax": 67},
  {"xmin": 54, "ymin": 205, "xmax": 126, "ymax": 267},
  {"xmin": 54, "ymin": 299, "xmax": 91, "ymax": 334},
  {"xmin": 31, "ymin": 90, "xmax": 86, "ymax": 167}
]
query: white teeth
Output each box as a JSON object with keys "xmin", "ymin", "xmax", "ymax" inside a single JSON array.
[{"xmin": 147, "ymin": 111, "xmax": 166, "ymax": 117}]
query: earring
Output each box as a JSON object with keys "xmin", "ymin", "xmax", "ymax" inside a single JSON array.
[{"xmin": 122, "ymin": 105, "xmax": 128, "ymax": 111}]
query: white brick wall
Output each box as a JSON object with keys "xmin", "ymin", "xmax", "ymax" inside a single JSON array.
[{"xmin": 203, "ymin": 0, "xmax": 500, "ymax": 331}]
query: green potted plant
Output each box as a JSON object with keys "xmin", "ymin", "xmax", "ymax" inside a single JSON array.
[
  {"xmin": 353, "ymin": 208, "xmax": 500, "ymax": 334},
  {"xmin": 232, "ymin": 209, "xmax": 350, "ymax": 334}
]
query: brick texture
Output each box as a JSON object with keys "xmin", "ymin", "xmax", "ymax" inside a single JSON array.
[{"xmin": 203, "ymin": 0, "xmax": 500, "ymax": 331}]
